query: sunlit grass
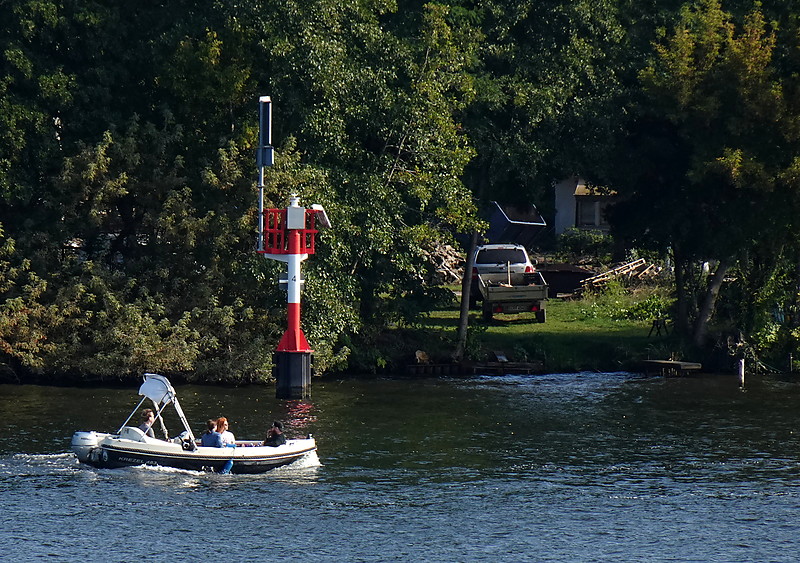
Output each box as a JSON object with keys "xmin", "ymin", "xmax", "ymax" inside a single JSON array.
[{"xmin": 409, "ymin": 286, "xmax": 675, "ymax": 373}]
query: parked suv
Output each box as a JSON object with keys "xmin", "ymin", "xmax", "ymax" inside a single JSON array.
[{"xmin": 469, "ymin": 244, "xmax": 535, "ymax": 306}]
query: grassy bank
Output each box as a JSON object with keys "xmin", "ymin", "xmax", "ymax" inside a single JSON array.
[{"xmin": 386, "ymin": 286, "xmax": 675, "ymax": 374}]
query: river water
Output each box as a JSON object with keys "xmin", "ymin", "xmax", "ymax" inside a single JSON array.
[{"xmin": 1, "ymin": 372, "xmax": 799, "ymax": 562}]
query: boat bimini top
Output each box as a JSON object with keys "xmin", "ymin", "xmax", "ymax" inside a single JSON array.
[{"xmin": 116, "ymin": 373, "xmax": 196, "ymax": 444}]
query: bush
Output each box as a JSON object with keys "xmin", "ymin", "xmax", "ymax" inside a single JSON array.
[
  {"xmin": 615, "ymin": 293, "xmax": 670, "ymax": 321},
  {"xmin": 578, "ymin": 283, "xmax": 671, "ymax": 322},
  {"xmin": 557, "ymin": 228, "xmax": 614, "ymax": 261}
]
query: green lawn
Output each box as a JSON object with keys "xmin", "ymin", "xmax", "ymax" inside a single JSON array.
[{"xmin": 406, "ymin": 292, "xmax": 674, "ymax": 373}]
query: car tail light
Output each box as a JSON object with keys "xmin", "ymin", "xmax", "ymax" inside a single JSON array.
[
  {"xmin": 493, "ymin": 305, "xmax": 503, "ymax": 314},
  {"xmin": 525, "ymin": 265, "xmax": 533, "ymax": 273},
  {"xmin": 530, "ymin": 304, "xmax": 540, "ymax": 312}
]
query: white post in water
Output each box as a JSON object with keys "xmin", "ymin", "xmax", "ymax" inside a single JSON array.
[{"xmin": 738, "ymin": 358, "xmax": 745, "ymax": 388}]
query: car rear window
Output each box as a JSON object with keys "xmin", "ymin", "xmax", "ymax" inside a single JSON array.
[{"xmin": 475, "ymin": 248, "xmax": 527, "ymax": 264}]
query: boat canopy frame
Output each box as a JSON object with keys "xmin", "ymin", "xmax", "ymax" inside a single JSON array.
[{"xmin": 116, "ymin": 373, "xmax": 196, "ymax": 443}]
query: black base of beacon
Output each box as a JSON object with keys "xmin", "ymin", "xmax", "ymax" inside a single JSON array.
[{"xmin": 274, "ymin": 351, "xmax": 312, "ymax": 399}]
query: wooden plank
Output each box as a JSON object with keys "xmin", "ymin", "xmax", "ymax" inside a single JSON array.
[
  {"xmin": 642, "ymin": 359, "xmax": 702, "ymax": 377},
  {"xmin": 580, "ymin": 258, "xmax": 647, "ymax": 288},
  {"xmin": 643, "ymin": 360, "xmax": 702, "ymax": 369}
]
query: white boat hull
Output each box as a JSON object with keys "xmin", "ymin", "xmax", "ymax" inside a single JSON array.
[{"xmin": 72, "ymin": 429, "xmax": 316, "ymax": 474}]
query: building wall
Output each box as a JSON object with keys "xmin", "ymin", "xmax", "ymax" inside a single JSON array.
[
  {"xmin": 553, "ymin": 176, "xmax": 580, "ymax": 235},
  {"xmin": 554, "ymin": 176, "xmax": 613, "ymax": 235},
  {"xmin": 576, "ymin": 197, "xmax": 611, "ymax": 231}
]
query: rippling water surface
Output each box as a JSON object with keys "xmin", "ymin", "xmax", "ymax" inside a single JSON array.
[{"xmin": 2, "ymin": 372, "xmax": 800, "ymax": 561}]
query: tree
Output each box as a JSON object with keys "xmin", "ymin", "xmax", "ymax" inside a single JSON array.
[
  {"xmin": 0, "ymin": 224, "xmax": 52, "ymax": 375},
  {"xmin": 452, "ymin": 0, "xmax": 628, "ymax": 359},
  {"xmin": 0, "ymin": 1, "xmax": 485, "ymax": 379},
  {"xmin": 0, "ymin": 1, "xmax": 286, "ymax": 380},
  {"xmin": 606, "ymin": 0, "xmax": 800, "ymax": 352},
  {"xmin": 244, "ymin": 2, "xmax": 481, "ymax": 370}
]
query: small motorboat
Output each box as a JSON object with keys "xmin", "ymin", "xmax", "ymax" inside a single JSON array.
[{"xmin": 71, "ymin": 373, "xmax": 317, "ymax": 474}]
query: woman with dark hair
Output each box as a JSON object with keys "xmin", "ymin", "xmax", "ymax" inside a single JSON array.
[{"xmin": 263, "ymin": 421, "xmax": 286, "ymax": 447}]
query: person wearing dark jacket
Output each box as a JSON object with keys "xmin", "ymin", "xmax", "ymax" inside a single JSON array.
[
  {"xmin": 263, "ymin": 421, "xmax": 286, "ymax": 447},
  {"xmin": 200, "ymin": 418, "xmax": 223, "ymax": 447}
]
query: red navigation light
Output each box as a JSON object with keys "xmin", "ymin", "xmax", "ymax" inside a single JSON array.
[{"xmin": 259, "ymin": 208, "xmax": 319, "ymax": 255}]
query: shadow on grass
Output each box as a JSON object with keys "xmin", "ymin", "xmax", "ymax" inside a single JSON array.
[
  {"xmin": 481, "ymin": 329, "xmax": 670, "ymax": 372},
  {"xmin": 393, "ymin": 299, "xmax": 677, "ymax": 373},
  {"xmin": 418, "ymin": 315, "xmax": 461, "ymax": 329},
  {"xmin": 419, "ymin": 309, "xmax": 543, "ymax": 329},
  {"xmin": 479, "ymin": 317, "xmax": 544, "ymax": 326}
]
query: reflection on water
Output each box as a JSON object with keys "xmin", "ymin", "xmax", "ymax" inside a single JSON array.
[{"xmin": 2, "ymin": 373, "xmax": 800, "ymax": 561}]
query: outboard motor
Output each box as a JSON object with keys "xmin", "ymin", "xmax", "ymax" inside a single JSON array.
[{"xmin": 71, "ymin": 431, "xmax": 99, "ymax": 463}]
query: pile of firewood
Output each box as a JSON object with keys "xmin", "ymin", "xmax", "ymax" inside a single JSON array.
[
  {"xmin": 577, "ymin": 258, "xmax": 660, "ymax": 293},
  {"xmin": 422, "ymin": 243, "xmax": 464, "ymax": 284}
]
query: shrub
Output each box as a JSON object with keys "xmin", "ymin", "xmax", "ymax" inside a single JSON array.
[
  {"xmin": 615, "ymin": 293, "xmax": 670, "ymax": 321},
  {"xmin": 557, "ymin": 228, "xmax": 614, "ymax": 261}
]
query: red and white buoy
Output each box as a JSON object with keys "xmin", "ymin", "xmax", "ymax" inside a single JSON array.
[
  {"xmin": 266, "ymin": 195, "xmax": 317, "ymax": 357},
  {"xmin": 276, "ymin": 197, "xmax": 311, "ymax": 353},
  {"xmin": 256, "ymin": 97, "xmax": 330, "ymax": 398}
]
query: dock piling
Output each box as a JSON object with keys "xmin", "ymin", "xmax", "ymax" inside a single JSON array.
[{"xmin": 738, "ymin": 358, "xmax": 745, "ymax": 388}]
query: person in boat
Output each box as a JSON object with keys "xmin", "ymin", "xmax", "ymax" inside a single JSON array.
[
  {"xmin": 201, "ymin": 419, "xmax": 216, "ymax": 436},
  {"xmin": 200, "ymin": 419, "xmax": 222, "ymax": 447},
  {"xmin": 138, "ymin": 409, "xmax": 156, "ymax": 438},
  {"xmin": 263, "ymin": 421, "xmax": 286, "ymax": 447},
  {"xmin": 217, "ymin": 417, "xmax": 235, "ymax": 446}
]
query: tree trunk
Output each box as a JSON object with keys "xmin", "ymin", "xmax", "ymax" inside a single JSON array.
[
  {"xmin": 692, "ymin": 257, "xmax": 731, "ymax": 348},
  {"xmin": 453, "ymin": 229, "xmax": 478, "ymax": 362},
  {"xmin": 672, "ymin": 247, "xmax": 691, "ymax": 337},
  {"xmin": 453, "ymin": 160, "xmax": 488, "ymax": 362},
  {"xmin": 794, "ymin": 251, "xmax": 800, "ymax": 328}
]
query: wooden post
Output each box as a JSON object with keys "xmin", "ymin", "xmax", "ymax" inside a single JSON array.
[{"xmin": 738, "ymin": 358, "xmax": 745, "ymax": 388}]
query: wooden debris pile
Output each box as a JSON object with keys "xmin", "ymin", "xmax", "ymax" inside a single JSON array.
[
  {"xmin": 577, "ymin": 258, "xmax": 660, "ymax": 294},
  {"xmin": 422, "ymin": 243, "xmax": 464, "ymax": 284}
]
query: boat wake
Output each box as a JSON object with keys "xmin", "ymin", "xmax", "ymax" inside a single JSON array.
[
  {"xmin": 13, "ymin": 452, "xmax": 74, "ymax": 462},
  {"xmin": 1, "ymin": 449, "xmax": 321, "ymax": 482},
  {"xmin": 0, "ymin": 452, "xmax": 81, "ymax": 480},
  {"xmin": 281, "ymin": 449, "xmax": 322, "ymax": 470},
  {"xmin": 127, "ymin": 463, "xmax": 207, "ymax": 477}
]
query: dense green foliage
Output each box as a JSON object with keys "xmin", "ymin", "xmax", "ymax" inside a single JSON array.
[
  {"xmin": 602, "ymin": 0, "xmax": 800, "ymax": 368},
  {"xmin": 556, "ymin": 228, "xmax": 615, "ymax": 263},
  {"xmin": 3, "ymin": 0, "xmax": 800, "ymax": 381}
]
